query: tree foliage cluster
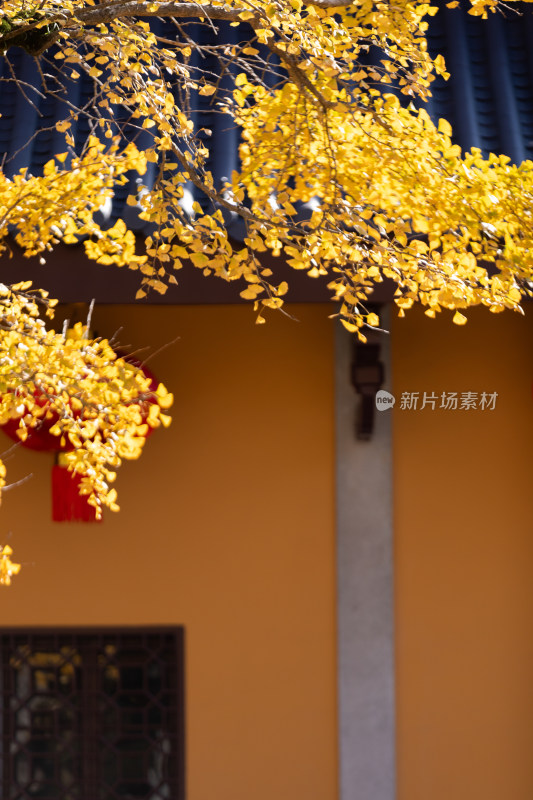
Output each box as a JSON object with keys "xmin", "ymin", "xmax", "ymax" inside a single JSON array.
[{"xmin": 0, "ymin": 0, "xmax": 530, "ymax": 578}]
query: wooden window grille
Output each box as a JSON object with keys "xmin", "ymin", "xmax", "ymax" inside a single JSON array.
[{"xmin": 0, "ymin": 629, "xmax": 185, "ymax": 800}]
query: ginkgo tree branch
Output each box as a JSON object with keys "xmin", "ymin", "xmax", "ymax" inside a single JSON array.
[
  {"xmin": 1, "ymin": 0, "xmax": 531, "ymax": 331},
  {"xmin": 0, "ymin": 2, "xmax": 248, "ymax": 48},
  {"xmin": 0, "ymin": 0, "xmax": 529, "ymax": 580},
  {"xmin": 74, "ymin": 1, "xmax": 246, "ymax": 24}
]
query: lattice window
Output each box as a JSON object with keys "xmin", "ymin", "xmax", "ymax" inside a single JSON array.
[{"xmin": 0, "ymin": 629, "xmax": 185, "ymax": 800}]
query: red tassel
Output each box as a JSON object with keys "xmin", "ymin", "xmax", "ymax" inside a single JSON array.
[{"xmin": 52, "ymin": 464, "xmax": 100, "ymax": 522}]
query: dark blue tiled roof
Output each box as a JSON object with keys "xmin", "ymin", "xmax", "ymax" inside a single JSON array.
[
  {"xmin": 1, "ymin": 3, "xmax": 533, "ymax": 230},
  {"xmin": 425, "ymin": 2, "xmax": 533, "ymax": 164},
  {"xmin": 0, "ymin": 19, "xmax": 250, "ymax": 235}
]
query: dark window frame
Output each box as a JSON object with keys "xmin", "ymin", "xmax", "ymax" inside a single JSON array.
[{"xmin": 0, "ymin": 627, "xmax": 185, "ymax": 800}]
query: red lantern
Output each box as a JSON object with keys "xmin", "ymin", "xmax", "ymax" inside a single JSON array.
[
  {"xmin": 51, "ymin": 462, "xmax": 98, "ymax": 522},
  {"xmin": 0, "ymin": 352, "xmax": 159, "ymax": 522},
  {"xmin": 0, "ymin": 387, "xmax": 75, "ymax": 452}
]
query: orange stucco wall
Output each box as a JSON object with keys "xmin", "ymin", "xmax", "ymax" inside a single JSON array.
[
  {"xmin": 393, "ymin": 307, "xmax": 533, "ymax": 800},
  {"xmin": 0, "ymin": 303, "xmax": 338, "ymax": 800}
]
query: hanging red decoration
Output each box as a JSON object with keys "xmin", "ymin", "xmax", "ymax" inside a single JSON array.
[
  {"xmin": 51, "ymin": 462, "xmax": 98, "ymax": 522},
  {"xmin": 0, "ymin": 350, "xmax": 159, "ymax": 522},
  {"xmin": 0, "ymin": 388, "xmax": 74, "ymax": 452}
]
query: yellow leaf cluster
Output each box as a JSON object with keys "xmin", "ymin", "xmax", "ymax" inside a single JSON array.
[
  {"xmin": 0, "ymin": 544, "xmax": 20, "ymax": 586},
  {"xmin": 0, "ymin": 0, "xmax": 531, "ymax": 582},
  {"xmin": 1, "ymin": 0, "xmax": 531, "ymax": 335},
  {"xmin": 0, "ymin": 286, "xmax": 173, "ymax": 522}
]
